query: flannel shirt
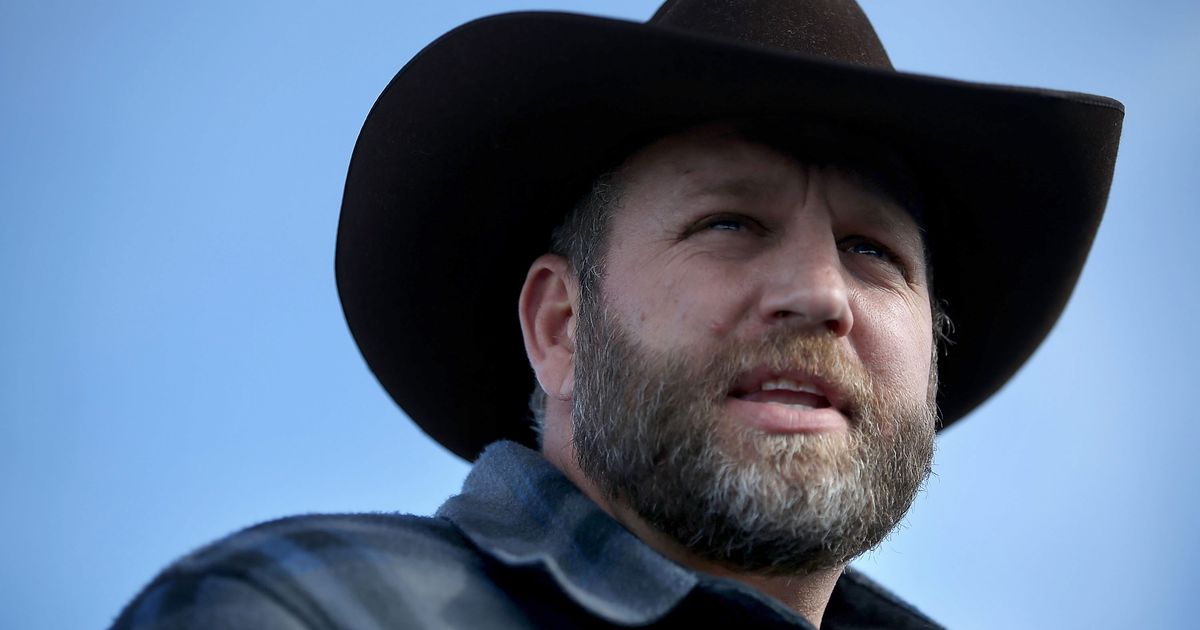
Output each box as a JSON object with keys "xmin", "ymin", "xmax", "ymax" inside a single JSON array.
[{"xmin": 111, "ymin": 441, "xmax": 942, "ymax": 629}]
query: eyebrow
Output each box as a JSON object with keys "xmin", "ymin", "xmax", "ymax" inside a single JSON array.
[
  {"xmin": 683, "ymin": 171, "xmax": 916, "ymax": 227},
  {"xmin": 860, "ymin": 203, "xmax": 925, "ymax": 248}
]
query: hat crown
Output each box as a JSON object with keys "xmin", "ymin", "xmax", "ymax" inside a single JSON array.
[{"xmin": 650, "ymin": 0, "xmax": 892, "ymax": 69}]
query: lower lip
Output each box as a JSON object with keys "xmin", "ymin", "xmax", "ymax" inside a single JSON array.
[{"xmin": 723, "ymin": 397, "xmax": 849, "ymax": 434}]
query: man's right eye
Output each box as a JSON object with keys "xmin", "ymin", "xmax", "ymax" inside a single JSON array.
[
  {"xmin": 700, "ymin": 213, "xmax": 767, "ymax": 233},
  {"xmin": 706, "ymin": 217, "xmax": 746, "ymax": 231},
  {"xmin": 679, "ymin": 213, "xmax": 766, "ymax": 240}
]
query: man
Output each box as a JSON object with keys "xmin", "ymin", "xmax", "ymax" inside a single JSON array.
[{"xmin": 112, "ymin": 1, "xmax": 1122, "ymax": 628}]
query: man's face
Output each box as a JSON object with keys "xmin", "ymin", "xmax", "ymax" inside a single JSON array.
[{"xmin": 569, "ymin": 125, "xmax": 938, "ymax": 573}]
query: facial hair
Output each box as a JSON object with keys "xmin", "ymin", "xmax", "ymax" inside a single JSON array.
[{"xmin": 571, "ymin": 302, "xmax": 937, "ymax": 575}]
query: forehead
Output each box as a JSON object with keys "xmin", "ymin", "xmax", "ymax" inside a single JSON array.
[{"xmin": 615, "ymin": 123, "xmax": 924, "ymax": 230}]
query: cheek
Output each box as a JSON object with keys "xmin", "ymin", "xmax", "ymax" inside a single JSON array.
[
  {"xmin": 851, "ymin": 291, "xmax": 934, "ymax": 397},
  {"xmin": 601, "ymin": 258, "xmax": 679, "ymax": 338},
  {"xmin": 604, "ymin": 255, "xmax": 749, "ymax": 346}
]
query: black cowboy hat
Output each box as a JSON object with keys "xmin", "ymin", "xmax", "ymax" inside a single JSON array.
[{"xmin": 336, "ymin": 0, "xmax": 1123, "ymax": 460}]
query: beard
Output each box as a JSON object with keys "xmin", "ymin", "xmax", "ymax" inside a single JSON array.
[{"xmin": 571, "ymin": 299, "xmax": 937, "ymax": 575}]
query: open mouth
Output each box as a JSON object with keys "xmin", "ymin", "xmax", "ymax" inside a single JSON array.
[
  {"xmin": 729, "ymin": 376, "xmax": 834, "ymax": 410},
  {"xmin": 725, "ymin": 370, "xmax": 849, "ymax": 433}
]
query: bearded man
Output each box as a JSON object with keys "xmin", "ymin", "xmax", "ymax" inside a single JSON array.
[{"xmin": 111, "ymin": 1, "xmax": 1122, "ymax": 628}]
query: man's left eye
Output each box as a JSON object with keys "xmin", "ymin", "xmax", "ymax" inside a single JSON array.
[
  {"xmin": 843, "ymin": 239, "xmax": 889, "ymax": 258},
  {"xmin": 839, "ymin": 237, "xmax": 907, "ymax": 277},
  {"xmin": 840, "ymin": 237, "xmax": 912, "ymax": 280}
]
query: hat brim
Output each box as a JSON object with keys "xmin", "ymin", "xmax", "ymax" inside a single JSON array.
[{"xmin": 336, "ymin": 12, "xmax": 1123, "ymax": 460}]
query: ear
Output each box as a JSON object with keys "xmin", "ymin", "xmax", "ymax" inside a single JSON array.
[{"xmin": 519, "ymin": 254, "xmax": 578, "ymax": 401}]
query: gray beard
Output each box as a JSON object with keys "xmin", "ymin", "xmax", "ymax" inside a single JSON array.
[{"xmin": 571, "ymin": 300, "xmax": 936, "ymax": 575}]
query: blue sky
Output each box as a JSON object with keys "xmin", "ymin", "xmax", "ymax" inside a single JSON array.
[{"xmin": 2, "ymin": 1, "xmax": 1198, "ymax": 628}]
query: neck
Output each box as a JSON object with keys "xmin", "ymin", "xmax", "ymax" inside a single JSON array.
[{"xmin": 541, "ymin": 426, "xmax": 843, "ymax": 628}]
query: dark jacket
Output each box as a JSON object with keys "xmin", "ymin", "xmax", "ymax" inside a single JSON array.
[{"xmin": 111, "ymin": 441, "xmax": 942, "ymax": 629}]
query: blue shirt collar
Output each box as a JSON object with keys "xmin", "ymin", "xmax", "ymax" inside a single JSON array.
[
  {"xmin": 436, "ymin": 440, "xmax": 939, "ymax": 629},
  {"xmin": 435, "ymin": 440, "xmax": 697, "ymax": 625}
]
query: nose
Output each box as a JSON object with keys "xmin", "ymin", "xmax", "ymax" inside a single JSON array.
[{"xmin": 756, "ymin": 239, "xmax": 854, "ymax": 338}]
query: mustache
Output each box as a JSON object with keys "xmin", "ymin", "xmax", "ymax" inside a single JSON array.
[{"xmin": 690, "ymin": 328, "xmax": 875, "ymax": 423}]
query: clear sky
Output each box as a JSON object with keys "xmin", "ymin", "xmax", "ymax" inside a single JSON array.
[{"xmin": 2, "ymin": 1, "xmax": 1198, "ymax": 628}]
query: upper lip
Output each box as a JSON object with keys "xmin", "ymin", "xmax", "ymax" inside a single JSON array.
[{"xmin": 727, "ymin": 366, "xmax": 847, "ymax": 411}]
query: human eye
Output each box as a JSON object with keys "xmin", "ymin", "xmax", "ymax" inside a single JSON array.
[
  {"xmin": 841, "ymin": 237, "xmax": 890, "ymax": 259},
  {"xmin": 684, "ymin": 213, "xmax": 766, "ymax": 237},
  {"xmin": 839, "ymin": 236, "xmax": 910, "ymax": 278},
  {"xmin": 706, "ymin": 217, "xmax": 747, "ymax": 231}
]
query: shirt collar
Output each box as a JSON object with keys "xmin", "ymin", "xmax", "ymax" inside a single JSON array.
[
  {"xmin": 435, "ymin": 440, "xmax": 697, "ymax": 625},
  {"xmin": 436, "ymin": 440, "xmax": 939, "ymax": 629}
]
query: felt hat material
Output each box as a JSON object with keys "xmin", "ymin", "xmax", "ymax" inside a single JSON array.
[{"xmin": 336, "ymin": 0, "xmax": 1123, "ymax": 460}]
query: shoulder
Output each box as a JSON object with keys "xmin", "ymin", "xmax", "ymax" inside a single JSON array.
[{"xmin": 110, "ymin": 513, "xmax": 512, "ymax": 629}]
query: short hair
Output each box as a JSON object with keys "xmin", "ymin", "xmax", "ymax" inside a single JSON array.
[{"xmin": 528, "ymin": 173, "xmax": 622, "ymax": 436}]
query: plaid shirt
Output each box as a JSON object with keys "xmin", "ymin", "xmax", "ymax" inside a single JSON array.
[{"xmin": 111, "ymin": 441, "xmax": 941, "ymax": 629}]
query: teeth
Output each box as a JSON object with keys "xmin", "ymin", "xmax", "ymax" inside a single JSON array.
[
  {"xmin": 770, "ymin": 401, "xmax": 815, "ymax": 409},
  {"xmin": 760, "ymin": 378, "xmax": 822, "ymax": 395}
]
